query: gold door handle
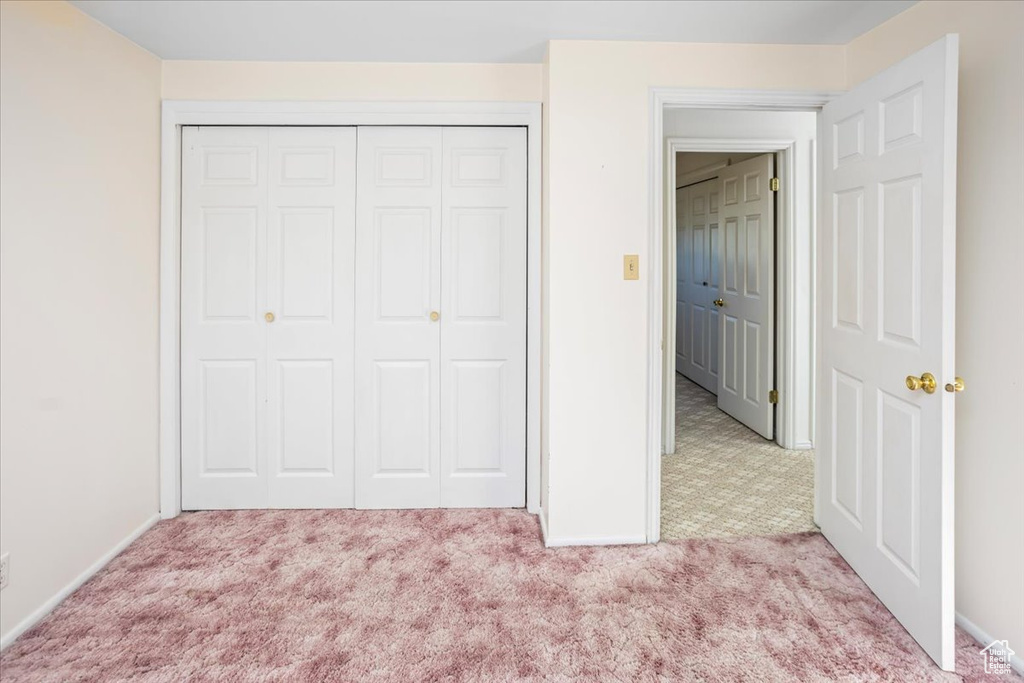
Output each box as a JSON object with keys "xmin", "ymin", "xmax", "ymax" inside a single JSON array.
[
  {"xmin": 906, "ymin": 372, "xmax": 937, "ymax": 394},
  {"xmin": 265, "ymin": 312, "xmax": 275, "ymax": 323},
  {"xmin": 944, "ymin": 377, "xmax": 965, "ymax": 393},
  {"xmin": 429, "ymin": 311, "xmax": 440, "ymax": 322},
  {"xmin": 713, "ymin": 299, "xmax": 725, "ymax": 307}
]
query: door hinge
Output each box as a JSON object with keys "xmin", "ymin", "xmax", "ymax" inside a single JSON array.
[
  {"xmin": 769, "ymin": 177, "xmax": 780, "ymax": 192},
  {"xmin": 768, "ymin": 389, "xmax": 779, "ymax": 404}
]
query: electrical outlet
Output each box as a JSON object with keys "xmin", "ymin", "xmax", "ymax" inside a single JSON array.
[{"xmin": 0, "ymin": 553, "xmax": 9, "ymax": 591}]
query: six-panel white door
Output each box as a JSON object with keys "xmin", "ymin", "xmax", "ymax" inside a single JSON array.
[
  {"xmin": 441, "ymin": 128, "xmax": 527, "ymax": 508},
  {"xmin": 676, "ymin": 179, "xmax": 720, "ymax": 394},
  {"xmin": 181, "ymin": 126, "xmax": 357, "ymax": 510},
  {"xmin": 818, "ymin": 35, "xmax": 958, "ymax": 671},
  {"xmin": 354, "ymin": 127, "xmax": 443, "ymax": 508},
  {"xmin": 354, "ymin": 126, "xmax": 527, "ymax": 509},
  {"xmin": 717, "ymin": 154, "xmax": 775, "ymax": 439}
]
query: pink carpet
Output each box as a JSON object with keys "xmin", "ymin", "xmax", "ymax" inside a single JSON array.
[{"xmin": 0, "ymin": 510, "xmax": 1013, "ymax": 682}]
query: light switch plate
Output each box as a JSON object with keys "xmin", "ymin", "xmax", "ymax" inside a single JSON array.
[{"xmin": 623, "ymin": 254, "xmax": 639, "ymax": 280}]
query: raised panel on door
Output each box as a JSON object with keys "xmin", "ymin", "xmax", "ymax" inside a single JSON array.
[
  {"xmin": 266, "ymin": 127, "xmax": 356, "ymax": 508},
  {"xmin": 181, "ymin": 126, "xmax": 269, "ymax": 509},
  {"xmin": 817, "ymin": 36, "xmax": 958, "ymax": 670},
  {"xmin": 440, "ymin": 127, "xmax": 527, "ymax": 507},
  {"xmin": 355, "ymin": 127, "xmax": 442, "ymax": 509},
  {"xmin": 716, "ymin": 154, "xmax": 775, "ymax": 439}
]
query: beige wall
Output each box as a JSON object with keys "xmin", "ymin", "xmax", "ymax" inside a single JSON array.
[
  {"xmin": 0, "ymin": 1, "xmax": 161, "ymax": 641},
  {"xmin": 847, "ymin": 0, "xmax": 1024, "ymax": 655},
  {"xmin": 162, "ymin": 60, "xmax": 542, "ymax": 101},
  {"xmin": 542, "ymin": 41, "xmax": 845, "ymax": 542}
]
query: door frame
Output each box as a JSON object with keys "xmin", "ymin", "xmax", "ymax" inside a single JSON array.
[
  {"xmin": 647, "ymin": 89, "xmax": 839, "ymax": 542},
  {"xmin": 159, "ymin": 100, "xmax": 542, "ymax": 519}
]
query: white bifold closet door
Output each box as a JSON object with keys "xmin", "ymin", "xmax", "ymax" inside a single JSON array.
[
  {"xmin": 675, "ymin": 179, "xmax": 720, "ymax": 394},
  {"xmin": 355, "ymin": 127, "xmax": 527, "ymax": 509},
  {"xmin": 181, "ymin": 127, "xmax": 357, "ymax": 510}
]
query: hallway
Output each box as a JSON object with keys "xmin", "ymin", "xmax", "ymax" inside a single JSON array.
[{"xmin": 661, "ymin": 374, "xmax": 816, "ymax": 541}]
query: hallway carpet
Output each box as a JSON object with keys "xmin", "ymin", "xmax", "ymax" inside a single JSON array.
[
  {"xmin": 0, "ymin": 510, "xmax": 1007, "ymax": 682},
  {"xmin": 662, "ymin": 374, "xmax": 816, "ymax": 540}
]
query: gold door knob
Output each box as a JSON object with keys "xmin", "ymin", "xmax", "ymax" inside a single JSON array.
[
  {"xmin": 906, "ymin": 372, "xmax": 937, "ymax": 394},
  {"xmin": 713, "ymin": 298, "xmax": 725, "ymax": 307},
  {"xmin": 944, "ymin": 377, "xmax": 965, "ymax": 393},
  {"xmin": 429, "ymin": 311, "xmax": 440, "ymax": 322},
  {"xmin": 265, "ymin": 312, "xmax": 275, "ymax": 323}
]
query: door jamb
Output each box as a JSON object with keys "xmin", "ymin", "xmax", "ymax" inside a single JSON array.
[
  {"xmin": 160, "ymin": 100, "xmax": 543, "ymax": 519},
  {"xmin": 647, "ymin": 89, "xmax": 840, "ymax": 543}
]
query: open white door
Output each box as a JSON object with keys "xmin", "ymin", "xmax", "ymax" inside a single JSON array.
[
  {"xmin": 818, "ymin": 35, "xmax": 958, "ymax": 670},
  {"xmin": 717, "ymin": 153, "xmax": 775, "ymax": 438}
]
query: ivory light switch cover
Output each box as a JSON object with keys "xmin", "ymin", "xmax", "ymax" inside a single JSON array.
[{"xmin": 623, "ymin": 254, "xmax": 639, "ymax": 280}]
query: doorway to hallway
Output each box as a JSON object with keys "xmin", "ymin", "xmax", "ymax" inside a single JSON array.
[{"xmin": 660, "ymin": 374, "xmax": 814, "ymax": 540}]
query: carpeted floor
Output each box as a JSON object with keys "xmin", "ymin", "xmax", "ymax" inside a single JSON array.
[
  {"xmin": 662, "ymin": 374, "xmax": 816, "ymax": 540},
  {"xmin": 0, "ymin": 510, "xmax": 1011, "ymax": 682}
]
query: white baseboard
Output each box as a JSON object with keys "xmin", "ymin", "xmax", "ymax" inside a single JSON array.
[
  {"xmin": 0, "ymin": 513, "xmax": 160, "ymax": 650},
  {"xmin": 956, "ymin": 611, "xmax": 1024, "ymax": 675},
  {"xmin": 544, "ymin": 534, "xmax": 647, "ymax": 548}
]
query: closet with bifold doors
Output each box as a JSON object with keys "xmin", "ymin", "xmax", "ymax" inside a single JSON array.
[{"xmin": 180, "ymin": 125, "xmax": 527, "ymax": 511}]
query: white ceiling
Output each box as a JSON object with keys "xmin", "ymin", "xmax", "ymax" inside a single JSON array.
[{"xmin": 70, "ymin": 0, "xmax": 917, "ymax": 64}]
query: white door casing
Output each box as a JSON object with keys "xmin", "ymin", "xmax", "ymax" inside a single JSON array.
[
  {"xmin": 717, "ymin": 153, "xmax": 775, "ymax": 439},
  {"xmin": 354, "ymin": 127, "xmax": 443, "ymax": 509},
  {"xmin": 676, "ymin": 180, "xmax": 720, "ymax": 394},
  {"xmin": 440, "ymin": 127, "xmax": 527, "ymax": 507},
  {"xmin": 181, "ymin": 126, "xmax": 357, "ymax": 509},
  {"xmin": 818, "ymin": 35, "xmax": 958, "ymax": 670}
]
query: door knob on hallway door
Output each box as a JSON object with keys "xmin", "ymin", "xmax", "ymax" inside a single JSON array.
[
  {"xmin": 713, "ymin": 299, "xmax": 725, "ymax": 307},
  {"xmin": 265, "ymin": 312, "xmax": 275, "ymax": 323},
  {"xmin": 430, "ymin": 311, "xmax": 440, "ymax": 322},
  {"xmin": 944, "ymin": 377, "xmax": 965, "ymax": 393},
  {"xmin": 905, "ymin": 372, "xmax": 937, "ymax": 394}
]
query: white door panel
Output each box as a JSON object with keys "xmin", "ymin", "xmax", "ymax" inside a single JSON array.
[
  {"xmin": 818, "ymin": 35, "xmax": 958, "ymax": 671},
  {"xmin": 676, "ymin": 180, "xmax": 719, "ymax": 393},
  {"xmin": 182, "ymin": 127, "xmax": 269, "ymax": 509},
  {"xmin": 440, "ymin": 127, "xmax": 527, "ymax": 508},
  {"xmin": 182, "ymin": 126, "xmax": 356, "ymax": 510},
  {"xmin": 717, "ymin": 154, "xmax": 775, "ymax": 438},
  {"xmin": 355, "ymin": 127, "xmax": 443, "ymax": 509},
  {"xmin": 266, "ymin": 127, "xmax": 356, "ymax": 508}
]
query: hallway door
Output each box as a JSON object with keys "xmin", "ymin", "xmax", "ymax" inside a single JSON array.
[
  {"xmin": 818, "ymin": 35, "xmax": 959, "ymax": 671},
  {"xmin": 716, "ymin": 153, "xmax": 775, "ymax": 439}
]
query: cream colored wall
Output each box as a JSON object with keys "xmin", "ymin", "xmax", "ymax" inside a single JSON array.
[
  {"xmin": 847, "ymin": 0, "xmax": 1024, "ymax": 655},
  {"xmin": 542, "ymin": 40, "xmax": 844, "ymax": 542},
  {"xmin": 162, "ymin": 60, "xmax": 542, "ymax": 101},
  {"xmin": 0, "ymin": 0, "xmax": 161, "ymax": 641}
]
